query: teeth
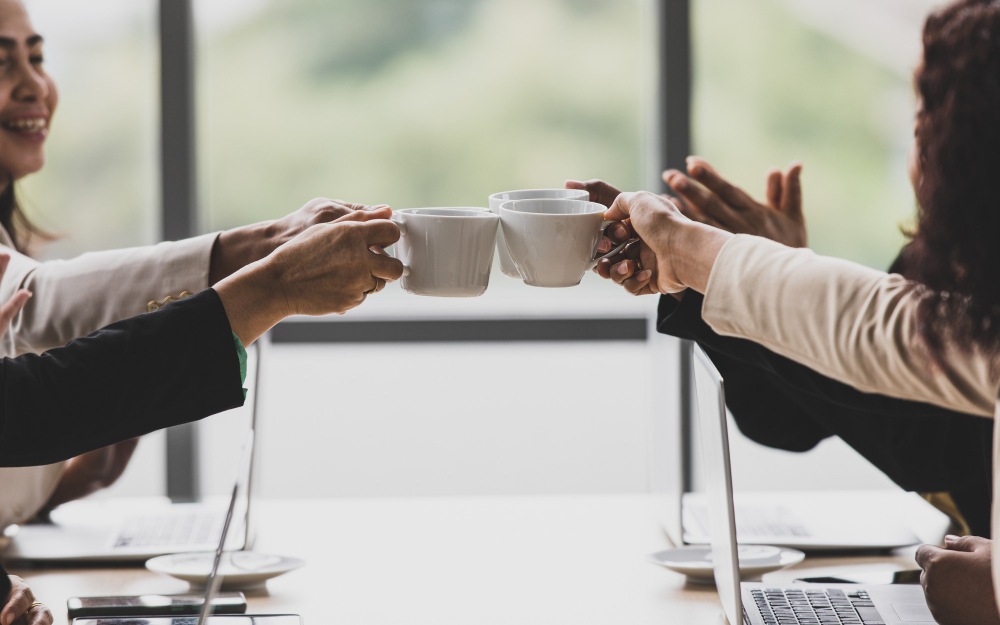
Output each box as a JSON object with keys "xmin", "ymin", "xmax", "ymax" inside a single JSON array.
[{"xmin": 3, "ymin": 118, "xmax": 46, "ymax": 132}]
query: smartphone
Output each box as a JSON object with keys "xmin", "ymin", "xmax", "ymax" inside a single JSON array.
[
  {"xmin": 67, "ymin": 592, "xmax": 247, "ymax": 619},
  {"xmin": 71, "ymin": 616, "xmax": 301, "ymax": 625}
]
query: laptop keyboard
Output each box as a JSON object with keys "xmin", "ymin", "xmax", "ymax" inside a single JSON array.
[
  {"xmin": 112, "ymin": 511, "xmax": 223, "ymax": 549},
  {"xmin": 688, "ymin": 504, "xmax": 811, "ymax": 538},
  {"xmin": 751, "ymin": 588, "xmax": 885, "ymax": 625}
]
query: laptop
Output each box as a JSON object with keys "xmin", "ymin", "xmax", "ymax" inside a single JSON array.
[
  {"xmin": 73, "ymin": 431, "xmax": 301, "ymax": 625},
  {"xmin": 692, "ymin": 343, "xmax": 936, "ymax": 625},
  {"xmin": 649, "ymin": 333, "xmax": 924, "ymax": 551},
  {"xmin": 2, "ymin": 338, "xmax": 265, "ymax": 563}
]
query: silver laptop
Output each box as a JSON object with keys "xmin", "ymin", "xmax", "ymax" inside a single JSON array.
[
  {"xmin": 692, "ymin": 343, "xmax": 935, "ymax": 625},
  {"xmin": 3, "ymin": 339, "xmax": 265, "ymax": 563},
  {"xmin": 649, "ymin": 334, "xmax": 921, "ymax": 551},
  {"xmin": 73, "ymin": 430, "xmax": 301, "ymax": 625}
]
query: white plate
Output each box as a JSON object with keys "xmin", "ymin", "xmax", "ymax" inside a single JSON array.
[
  {"xmin": 146, "ymin": 551, "xmax": 304, "ymax": 590},
  {"xmin": 648, "ymin": 545, "xmax": 805, "ymax": 583}
]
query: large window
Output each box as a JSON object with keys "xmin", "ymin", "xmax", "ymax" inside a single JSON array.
[
  {"xmin": 692, "ymin": 0, "xmax": 941, "ymax": 270},
  {"xmin": 195, "ymin": 0, "xmax": 653, "ymax": 315},
  {"xmin": 20, "ymin": 1, "xmax": 160, "ymax": 258}
]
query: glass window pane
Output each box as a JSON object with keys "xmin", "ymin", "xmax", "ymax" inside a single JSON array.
[
  {"xmin": 196, "ymin": 0, "xmax": 651, "ymax": 313},
  {"xmin": 20, "ymin": 0, "xmax": 159, "ymax": 258},
  {"xmin": 692, "ymin": 0, "xmax": 941, "ymax": 270}
]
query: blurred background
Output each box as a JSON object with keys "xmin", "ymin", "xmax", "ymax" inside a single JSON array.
[{"xmin": 20, "ymin": 0, "xmax": 943, "ymax": 499}]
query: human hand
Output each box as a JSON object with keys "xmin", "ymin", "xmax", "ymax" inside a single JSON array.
[
  {"xmin": 210, "ymin": 198, "xmax": 389, "ymax": 284},
  {"xmin": 915, "ymin": 535, "xmax": 1000, "ymax": 625},
  {"xmin": 37, "ymin": 438, "xmax": 141, "ymax": 518},
  {"xmin": 215, "ymin": 206, "xmax": 405, "ymax": 345},
  {"xmin": 564, "ymin": 179, "xmax": 637, "ymax": 255},
  {"xmin": 662, "ymin": 157, "xmax": 806, "ymax": 247},
  {"xmin": 0, "ymin": 254, "xmax": 30, "ymax": 336},
  {"xmin": 1, "ymin": 576, "xmax": 52, "ymax": 625}
]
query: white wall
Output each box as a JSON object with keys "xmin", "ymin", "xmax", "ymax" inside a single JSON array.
[{"xmin": 99, "ymin": 324, "xmax": 899, "ymax": 501}]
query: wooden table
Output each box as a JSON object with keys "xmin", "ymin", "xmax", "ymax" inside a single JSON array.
[{"xmin": 10, "ymin": 495, "xmax": 921, "ymax": 625}]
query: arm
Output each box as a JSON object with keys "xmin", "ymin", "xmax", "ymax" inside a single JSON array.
[
  {"xmin": 604, "ymin": 192, "xmax": 999, "ymax": 417},
  {"xmin": 0, "ymin": 208, "xmax": 404, "ymax": 467},
  {"xmin": 0, "ymin": 566, "xmax": 52, "ymax": 625},
  {"xmin": 0, "ymin": 197, "xmax": 367, "ymax": 356}
]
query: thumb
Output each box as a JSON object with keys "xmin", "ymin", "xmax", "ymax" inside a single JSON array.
[
  {"xmin": 604, "ymin": 191, "xmax": 637, "ymax": 222},
  {"xmin": 945, "ymin": 534, "xmax": 990, "ymax": 553}
]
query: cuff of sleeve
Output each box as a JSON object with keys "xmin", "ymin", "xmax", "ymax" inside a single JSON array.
[{"xmin": 233, "ymin": 332, "xmax": 248, "ymax": 399}]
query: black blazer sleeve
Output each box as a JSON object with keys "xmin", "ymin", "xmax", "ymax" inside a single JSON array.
[
  {"xmin": 657, "ymin": 292, "xmax": 994, "ymax": 536},
  {"xmin": 0, "ymin": 289, "xmax": 246, "ymax": 467},
  {"xmin": 0, "ymin": 565, "xmax": 8, "ymax": 606}
]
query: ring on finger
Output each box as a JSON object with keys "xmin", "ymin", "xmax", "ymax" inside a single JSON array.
[
  {"xmin": 29, "ymin": 602, "xmax": 45, "ymax": 611},
  {"xmin": 364, "ymin": 278, "xmax": 383, "ymax": 296}
]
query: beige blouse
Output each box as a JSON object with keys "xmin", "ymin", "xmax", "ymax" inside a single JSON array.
[{"xmin": 700, "ymin": 234, "xmax": 1000, "ymax": 610}]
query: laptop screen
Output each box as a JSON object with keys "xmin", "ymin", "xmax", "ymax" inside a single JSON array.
[{"xmin": 691, "ymin": 345, "xmax": 743, "ymax": 625}]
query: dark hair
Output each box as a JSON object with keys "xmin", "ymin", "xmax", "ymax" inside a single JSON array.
[
  {"xmin": 908, "ymin": 0, "xmax": 1000, "ymax": 358},
  {"xmin": 0, "ymin": 181, "xmax": 50, "ymax": 254}
]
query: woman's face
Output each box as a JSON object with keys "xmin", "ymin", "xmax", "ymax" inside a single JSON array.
[{"xmin": 0, "ymin": 0, "xmax": 55, "ymax": 184}]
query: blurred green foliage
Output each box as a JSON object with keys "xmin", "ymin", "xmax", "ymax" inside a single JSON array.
[{"xmin": 20, "ymin": 0, "xmax": 914, "ymax": 274}]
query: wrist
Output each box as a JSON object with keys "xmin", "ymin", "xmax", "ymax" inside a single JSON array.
[
  {"xmin": 669, "ymin": 221, "xmax": 733, "ymax": 293},
  {"xmin": 209, "ymin": 222, "xmax": 274, "ymax": 284},
  {"xmin": 214, "ymin": 259, "xmax": 288, "ymax": 346}
]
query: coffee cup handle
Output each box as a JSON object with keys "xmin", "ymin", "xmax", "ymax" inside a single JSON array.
[
  {"xmin": 387, "ymin": 216, "xmax": 411, "ymax": 277},
  {"xmin": 586, "ymin": 220, "xmax": 629, "ymax": 271}
]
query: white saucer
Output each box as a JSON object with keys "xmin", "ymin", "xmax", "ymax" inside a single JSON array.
[
  {"xmin": 146, "ymin": 551, "xmax": 304, "ymax": 590},
  {"xmin": 648, "ymin": 545, "xmax": 805, "ymax": 583}
]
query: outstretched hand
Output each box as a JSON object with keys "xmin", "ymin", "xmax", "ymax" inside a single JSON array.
[{"xmin": 662, "ymin": 157, "xmax": 806, "ymax": 247}]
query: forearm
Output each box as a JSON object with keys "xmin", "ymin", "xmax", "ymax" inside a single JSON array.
[
  {"xmin": 213, "ymin": 259, "xmax": 289, "ymax": 346},
  {"xmin": 0, "ymin": 290, "xmax": 245, "ymax": 467},
  {"xmin": 698, "ymin": 235, "xmax": 999, "ymax": 416},
  {"xmin": 40, "ymin": 439, "xmax": 139, "ymax": 512},
  {"xmin": 209, "ymin": 222, "xmax": 272, "ymax": 284},
  {"xmin": 0, "ymin": 236, "xmax": 215, "ymax": 356}
]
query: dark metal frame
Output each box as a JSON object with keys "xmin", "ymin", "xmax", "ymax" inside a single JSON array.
[{"xmin": 158, "ymin": 0, "xmax": 691, "ymax": 500}]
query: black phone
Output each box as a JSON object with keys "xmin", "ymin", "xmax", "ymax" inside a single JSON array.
[
  {"xmin": 71, "ymin": 616, "xmax": 300, "ymax": 625},
  {"xmin": 67, "ymin": 592, "xmax": 247, "ymax": 619}
]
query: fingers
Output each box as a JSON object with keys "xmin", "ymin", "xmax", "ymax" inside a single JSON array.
[
  {"xmin": 915, "ymin": 543, "xmax": 944, "ymax": 569},
  {"xmin": 780, "ymin": 162, "xmax": 803, "ymax": 217},
  {"xmin": 944, "ymin": 534, "xmax": 991, "ymax": 553},
  {"xmin": 356, "ymin": 219, "xmax": 401, "ymax": 248},
  {"xmin": 686, "ymin": 156, "xmax": 762, "ymax": 212},
  {"xmin": 369, "ymin": 253, "xmax": 405, "ymax": 282},
  {"xmin": 334, "ymin": 205, "xmax": 393, "ymax": 223},
  {"xmin": 1, "ymin": 576, "xmax": 41, "ymax": 625},
  {"xmin": 765, "ymin": 168, "xmax": 782, "ymax": 209},
  {"xmin": 604, "ymin": 191, "xmax": 642, "ymax": 222},
  {"xmin": 565, "ymin": 179, "xmax": 621, "ymax": 207},
  {"xmin": 663, "ymin": 169, "xmax": 744, "ymax": 230}
]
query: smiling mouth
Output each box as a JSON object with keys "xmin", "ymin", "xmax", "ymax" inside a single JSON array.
[{"xmin": 2, "ymin": 118, "xmax": 47, "ymax": 132}]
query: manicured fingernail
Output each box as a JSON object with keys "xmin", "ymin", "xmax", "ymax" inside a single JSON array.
[
  {"xmin": 944, "ymin": 534, "xmax": 959, "ymax": 544},
  {"xmin": 616, "ymin": 262, "xmax": 630, "ymax": 276},
  {"xmin": 597, "ymin": 239, "xmax": 611, "ymax": 253}
]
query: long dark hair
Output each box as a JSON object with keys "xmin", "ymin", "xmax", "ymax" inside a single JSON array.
[
  {"xmin": 0, "ymin": 181, "xmax": 50, "ymax": 254},
  {"xmin": 907, "ymin": 0, "xmax": 1000, "ymax": 358}
]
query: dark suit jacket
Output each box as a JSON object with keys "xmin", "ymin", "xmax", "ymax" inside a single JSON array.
[
  {"xmin": 657, "ymin": 292, "xmax": 994, "ymax": 537},
  {"xmin": 0, "ymin": 288, "xmax": 246, "ymax": 468}
]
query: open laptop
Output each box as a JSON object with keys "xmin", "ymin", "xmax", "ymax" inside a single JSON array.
[
  {"xmin": 649, "ymin": 333, "xmax": 924, "ymax": 551},
  {"xmin": 692, "ymin": 343, "xmax": 936, "ymax": 625},
  {"xmin": 3, "ymin": 339, "xmax": 264, "ymax": 563},
  {"xmin": 73, "ymin": 431, "xmax": 301, "ymax": 625}
]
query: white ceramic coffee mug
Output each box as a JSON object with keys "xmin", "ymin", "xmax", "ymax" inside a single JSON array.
[
  {"xmin": 488, "ymin": 189, "xmax": 589, "ymax": 278},
  {"xmin": 391, "ymin": 208, "xmax": 499, "ymax": 297},
  {"xmin": 499, "ymin": 198, "xmax": 624, "ymax": 288}
]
